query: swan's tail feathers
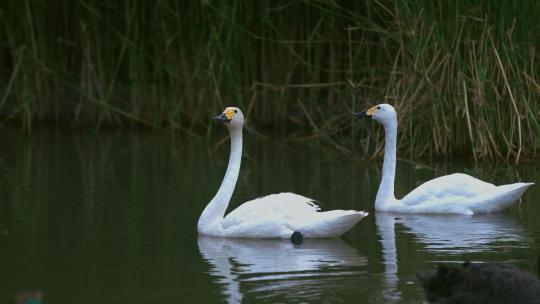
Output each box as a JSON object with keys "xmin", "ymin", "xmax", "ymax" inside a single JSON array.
[
  {"xmin": 479, "ymin": 182, "xmax": 534, "ymax": 213},
  {"xmin": 509, "ymin": 182, "xmax": 534, "ymax": 200},
  {"xmin": 354, "ymin": 211, "xmax": 370, "ymax": 219},
  {"xmin": 300, "ymin": 210, "xmax": 368, "ymax": 238}
]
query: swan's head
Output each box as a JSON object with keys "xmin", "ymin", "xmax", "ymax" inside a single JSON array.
[
  {"xmin": 214, "ymin": 107, "xmax": 245, "ymax": 129},
  {"xmin": 354, "ymin": 103, "xmax": 397, "ymax": 125}
]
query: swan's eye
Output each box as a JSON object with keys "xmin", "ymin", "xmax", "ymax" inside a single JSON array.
[{"xmin": 377, "ymin": 106, "xmax": 381, "ymax": 110}]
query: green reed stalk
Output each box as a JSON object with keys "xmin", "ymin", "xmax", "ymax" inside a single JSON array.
[{"xmin": 0, "ymin": 0, "xmax": 540, "ymax": 160}]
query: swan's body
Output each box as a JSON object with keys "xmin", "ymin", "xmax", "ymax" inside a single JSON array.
[
  {"xmin": 198, "ymin": 107, "xmax": 368, "ymax": 238},
  {"xmin": 355, "ymin": 104, "xmax": 533, "ymax": 215}
]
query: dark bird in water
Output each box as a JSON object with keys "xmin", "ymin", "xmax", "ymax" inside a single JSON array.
[{"xmin": 417, "ymin": 261, "xmax": 540, "ymax": 304}]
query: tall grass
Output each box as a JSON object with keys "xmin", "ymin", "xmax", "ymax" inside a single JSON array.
[{"xmin": 0, "ymin": 1, "xmax": 540, "ymax": 161}]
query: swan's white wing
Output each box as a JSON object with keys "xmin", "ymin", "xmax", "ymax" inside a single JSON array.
[
  {"xmin": 400, "ymin": 173, "xmax": 496, "ymax": 206},
  {"xmin": 222, "ymin": 192, "xmax": 321, "ymax": 230}
]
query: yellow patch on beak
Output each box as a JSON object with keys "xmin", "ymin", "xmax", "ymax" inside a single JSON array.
[
  {"xmin": 366, "ymin": 106, "xmax": 378, "ymax": 116},
  {"xmin": 224, "ymin": 109, "xmax": 235, "ymax": 121}
]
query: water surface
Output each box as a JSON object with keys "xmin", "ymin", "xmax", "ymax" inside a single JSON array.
[{"xmin": 1, "ymin": 129, "xmax": 539, "ymax": 303}]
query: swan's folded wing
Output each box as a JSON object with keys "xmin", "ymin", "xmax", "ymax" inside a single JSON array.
[
  {"xmin": 400, "ymin": 173, "xmax": 496, "ymax": 206},
  {"xmin": 222, "ymin": 192, "xmax": 321, "ymax": 229}
]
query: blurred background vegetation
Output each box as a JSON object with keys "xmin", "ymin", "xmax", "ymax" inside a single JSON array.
[{"xmin": 1, "ymin": 0, "xmax": 540, "ymax": 161}]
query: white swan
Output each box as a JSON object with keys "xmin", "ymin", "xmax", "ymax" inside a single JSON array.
[
  {"xmin": 198, "ymin": 107, "xmax": 368, "ymax": 238},
  {"xmin": 355, "ymin": 104, "xmax": 533, "ymax": 214}
]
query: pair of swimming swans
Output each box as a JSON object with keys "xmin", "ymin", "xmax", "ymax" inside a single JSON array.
[{"xmin": 198, "ymin": 104, "xmax": 533, "ymax": 239}]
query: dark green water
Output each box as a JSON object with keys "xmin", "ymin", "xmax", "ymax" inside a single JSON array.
[{"xmin": 1, "ymin": 129, "xmax": 539, "ymax": 303}]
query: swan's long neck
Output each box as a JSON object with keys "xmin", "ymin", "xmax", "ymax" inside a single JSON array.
[
  {"xmin": 198, "ymin": 128, "xmax": 243, "ymax": 233},
  {"xmin": 376, "ymin": 119, "xmax": 397, "ymax": 208}
]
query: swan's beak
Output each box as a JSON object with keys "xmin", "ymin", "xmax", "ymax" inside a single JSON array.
[
  {"xmin": 354, "ymin": 106, "xmax": 378, "ymax": 119},
  {"xmin": 353, "ymin": 111, "xmax": 369, "ymax": 119},
  {"xmin": 213, "ymin": 113, "xmax": 231, "ymax": 123}
]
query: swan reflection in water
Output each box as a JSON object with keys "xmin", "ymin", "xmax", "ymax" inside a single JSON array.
[
  {"xmin": 376, "ymin": 212, "xmax": 529, "ymax": 301},
  {"xmin": 198, "ymin": 236, "xmax": 366, "ymax": 303},
  {"xmin": 394, "ymin": 213, "xmax": 527, "ymax": 254}
]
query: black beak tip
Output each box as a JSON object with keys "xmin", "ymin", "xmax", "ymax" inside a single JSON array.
[
  {"xmin": 213, "ymin": 114, "xmax": 230, "ymax": 123},
  {"xmin": 353, "ymin": 111, "xmax": 368, "ymax": 119}
]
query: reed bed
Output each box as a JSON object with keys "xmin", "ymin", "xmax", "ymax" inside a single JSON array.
[{"xmin": 0, "ymin": 1, "xmax": 540, "ymax": 161}]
